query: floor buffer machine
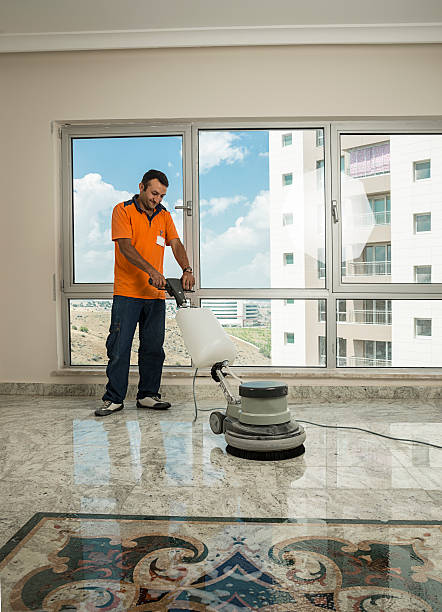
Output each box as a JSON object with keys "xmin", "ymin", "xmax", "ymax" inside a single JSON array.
[{"xmin": 166, "ymin": 278, "xmax": 306, "ymax": 460}]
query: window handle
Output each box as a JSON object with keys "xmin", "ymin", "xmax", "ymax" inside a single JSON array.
[
  {"xmin": 175, "ymin": 200, "xmax": 192, "ymax": 216},
  {"xmin": 332, "ymin": 199, "xmax": 340, "ymax": 223}
]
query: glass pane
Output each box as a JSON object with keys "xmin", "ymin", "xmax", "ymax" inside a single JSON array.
[
  {"xmin": 201, "ymin": 299, "xmax": 326, "ymax": 366},
  {"xmin": 199, "ymin": 129, "xmax": 326, "ymax": 288},
  {"xmin": 415, "ymin": 213, "xmax": 431, "ymax": 232},
  {"xmin": 72, "ymin": 136, "xmax": 184, "ymax": 283},
  {"xmin": 338, "ymin": 300, "xmax": 442, "ymax": 367},
  {"xmin": 340, "ymin": 134, "xmax": 442, "ymax": 284},
  {"xmin": 69, "ymin": 299, "xmax": 190, "ymax": 366},
  {"xmin": 415, "ymin": 266, "xmax": 431, "ymax": 283},
  {"xmin": 414, "ymin": 160, "xmax": 431, "ymax": 180}
]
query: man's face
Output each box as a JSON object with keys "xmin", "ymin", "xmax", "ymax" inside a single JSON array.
[{"xmin": 138, "ymin": 179, "xmax": 167, "ymax": 212}]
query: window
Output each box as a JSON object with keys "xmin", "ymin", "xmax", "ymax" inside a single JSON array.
[
  {"xmin": 316, "ymin": 129, "xmax": 324, "ymax": 147},
  {"xmin": 316, "ymin": 158, "xmax": 324, "ymax": 187},
  {"xmin": 368, "ymin": 194, "xmax": 390, "ymax": 226},
  {"xmin": 360, "ymin": 299, "xmax": 392, "ymax": 325},
  {"xmin": 414, "ymin": 160, "xmax": 431, "ymax": 181},
  {"xmin": 317, "ymin": 248, "xmax": 325, "ymax": 279},
  {"xmin": 341, "ymin": 135, "xmax": 442, "ymax": 286},
  {"xmin": 282, "ymin": 173, "xmax": 293, "ymax": 186},
  {"xmin": 61, "ymin": 124, "xmax": 442, "ymax": 371},
  {"xmin": 337, "ymin": 338, "xmax": 347, "ymax": 367},
  {"xmin": 414, "ymin": 213, "xmax": 431, "ymax": 233},
  {"xmin": 415, "ymin": 318, "xmax": 432, "ymax": 337},
  {"xmin": 319, "ymin": 336, "xmax": 326, "ymax": 365},
  {"xmin": 346, "ymin": 141, "xmax": 390, "ymax": 178},
  {"xmin": 282, "ymin": 133, "xmax": 292, "ymax": 147},
  {"xmin": 361, "ymin": 340, "xmax": 392, "ymax": 367},
  {"xmin": 337, "ymin": 300, "xmax": 347, "ymax": 322},
  {"xmin": 415, "ymin": 266, "xmax": 431, "ymax": 283},
  {"xmin": 350, "ymin": 244, "xmax": 391, "ymax": 276}
]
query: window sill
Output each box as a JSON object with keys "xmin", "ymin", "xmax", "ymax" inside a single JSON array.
[{"xmin": 51, "ymin": 367, "xmax": 442, "ymax": 383}]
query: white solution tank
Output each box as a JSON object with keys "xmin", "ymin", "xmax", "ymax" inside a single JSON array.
[{"xmin": 176, "ymin": 307, "xmax": 237, "ymax": 368}]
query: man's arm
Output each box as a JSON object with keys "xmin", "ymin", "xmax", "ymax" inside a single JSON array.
[
  {"xmin": 170, "ymin": 238, "xmax": 195, "ymax": 290},
  {"xmin": 116, "ymin": 238, "xmax": 166, "ymax": 289}
]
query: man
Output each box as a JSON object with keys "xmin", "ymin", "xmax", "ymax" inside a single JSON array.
[{"xmin": 95, "ymin": 169, "xmax": 195, "ymax": 417}]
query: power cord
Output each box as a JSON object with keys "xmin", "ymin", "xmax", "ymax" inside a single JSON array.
[
  {"xmin": 192, "ymin": 369, "xmax": 441, "ymax": 449},
  {"xmin": 192, "ymin": 368, "xmax": 216, "ymax": 422},
  {"xmin": 297, "ymin": 420, "xmax": 442, "ymax": 450}
]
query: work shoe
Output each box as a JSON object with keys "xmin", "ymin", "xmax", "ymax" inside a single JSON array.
[
  {"xmin": 95, "ymin": 400, "xmax": 124, "ymax": 417},
  {"xmin": 136, "ymin": 395, "xmax": 171, "ymax": 410}
]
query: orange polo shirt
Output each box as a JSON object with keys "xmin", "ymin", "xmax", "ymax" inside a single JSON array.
[{"xmin": 111, "ymin": 196, "xmax": 179, "ymax": 299}]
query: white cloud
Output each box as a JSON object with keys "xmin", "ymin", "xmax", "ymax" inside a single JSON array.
[
  {"xmin": 259, "ymin": 151, "xmax": 269, "ymax": 157},
  {"xmin": 200, "ymin": 195, "xmax": 247, "ymax": 217},
  {"xmin": 200, "ymin": 190, "xmax": 270, "ymax": 286},
  {"xmin": 199, "ymin": 132, "xmax": 248, "ymax": 173},
  {"xmin": 73, "ymin": 173, "xmax": 132, "ymax": 282}
]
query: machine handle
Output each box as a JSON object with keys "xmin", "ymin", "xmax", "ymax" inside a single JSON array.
[{"xmin": 149, "ymin": 277, "xmax": 188, "ymax": 307}]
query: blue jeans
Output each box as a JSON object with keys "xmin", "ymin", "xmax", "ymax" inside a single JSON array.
[{"xmin": 102, "ymin": 296, "xmax": 166, "ymax": 404}]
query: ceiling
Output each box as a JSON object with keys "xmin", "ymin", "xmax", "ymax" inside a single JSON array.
[{"xmin": 1, "ymin": 0, "xmax": 442, "ymax": 53}]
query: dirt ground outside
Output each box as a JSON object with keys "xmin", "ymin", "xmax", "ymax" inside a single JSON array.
[{"xmin": 70, "ymin": 306, "xmax": 271, "ymax": 367}]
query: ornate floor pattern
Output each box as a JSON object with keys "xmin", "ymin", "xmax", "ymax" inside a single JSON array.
[{"xmin": 0, "ymin": 514, "xmax": 441, "ymax": 611}]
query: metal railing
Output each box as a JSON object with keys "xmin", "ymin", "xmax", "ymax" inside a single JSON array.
[
  {"xmin": 344, "ymin": 261, "xmax": 391, "ymax": 276},
  {"xmin": 359, "ymin": 211, "xmax": 391, "ymax": 226},
  {"xmin": 338, "ymin": 309, "xmax": 392, "ymax": 325},
  {"xmin": 337, "ymin": 356, "xmax": 392, "ymax": 367}
]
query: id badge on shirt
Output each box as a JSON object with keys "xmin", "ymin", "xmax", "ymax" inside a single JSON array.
[{"xmin": 156, "ymin": 234, "xmax": 165, "ymax": 247}]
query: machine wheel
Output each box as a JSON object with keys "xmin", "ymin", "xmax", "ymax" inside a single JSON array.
[{"xmin": 209, "ymin": 411, "xmax": 225, "ymax": 435}]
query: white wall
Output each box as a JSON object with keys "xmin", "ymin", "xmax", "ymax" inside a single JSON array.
[{"xmin": 1, "ymin": 44, "xmax": 442, "ymax": 383}]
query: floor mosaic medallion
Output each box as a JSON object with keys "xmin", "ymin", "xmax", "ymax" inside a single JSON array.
[{"xmin": 0, "ymin": 513, "xmax": 441, "ymax": 611}]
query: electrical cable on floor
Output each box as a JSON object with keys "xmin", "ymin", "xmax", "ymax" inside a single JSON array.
[
  {"xmin": 192, "ymin": 369, "xmax": 441, "ymax": 449},
  {"xmin": 297, "ymin": 420, "xmax": 442, "ymax": 450}
]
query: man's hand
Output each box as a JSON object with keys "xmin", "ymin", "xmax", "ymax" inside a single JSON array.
[
  {"xmin": 181, "ymin": 270, "xmax": 195, "ymax": 291},
  {"xmin": 149, "ymin": 269, "xmax": 167, "ymax": 289}
]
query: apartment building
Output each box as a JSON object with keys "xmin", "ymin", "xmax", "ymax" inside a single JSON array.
[{"xmin": 269, "ymin": 131, "xmax": 442, "ymax": 367}]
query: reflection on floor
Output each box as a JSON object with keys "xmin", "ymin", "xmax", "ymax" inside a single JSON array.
[{"xmin": 0, "ymin": 395, "xmax": 441, "ymax": 610}]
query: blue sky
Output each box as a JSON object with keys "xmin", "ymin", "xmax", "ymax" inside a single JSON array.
[{"xmin": 72, "ymin": 131, "xmax": 272, "ymax": 286}]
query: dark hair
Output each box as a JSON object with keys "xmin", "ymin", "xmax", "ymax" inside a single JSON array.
[{"xmin": 141, "ymin": 169, "xmax": 169, "ymax": 188}]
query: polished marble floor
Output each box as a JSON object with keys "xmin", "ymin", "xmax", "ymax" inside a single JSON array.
[{"xmin": 0, "ymin": 394, "xmax": 441, "ymax": 609}]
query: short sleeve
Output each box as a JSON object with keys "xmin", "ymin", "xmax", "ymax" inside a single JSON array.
[
  {"xmin": 112, "ymin": 204, "xmax": 132, "ymax": 241},
  {"xmin": 165, "ymin": 212, "xmax": 179, "ymax": 245}
]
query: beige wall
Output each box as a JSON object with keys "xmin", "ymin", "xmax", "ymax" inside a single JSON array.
[{"xmin": 1, "ymin": 44, "xmax": 442, "ymax": 383}]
